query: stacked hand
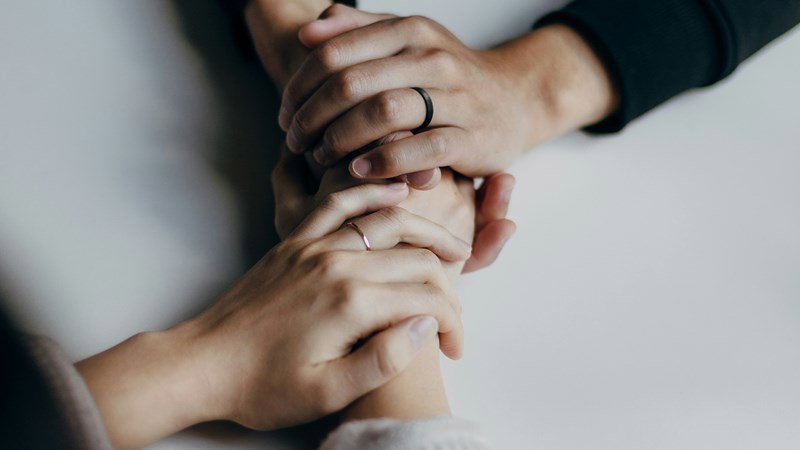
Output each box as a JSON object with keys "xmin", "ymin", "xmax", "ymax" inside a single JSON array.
[
  {"xmin": 273, "ymin": 138, "xmax": 516, "ymax": 273},
  {"xmin": 78, "ymin": 183, "xmax": 470, "ymax": 448},
  {"xmin": 279, "ymin": 5, "xmax": 534, "ymax": 185}
]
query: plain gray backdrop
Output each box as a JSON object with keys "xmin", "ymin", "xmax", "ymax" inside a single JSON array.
[{"xmin": 1, "ymin": 1, "xmax": 798, "ymax": 449}]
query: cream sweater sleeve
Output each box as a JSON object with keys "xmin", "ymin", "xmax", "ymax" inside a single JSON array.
[
  {"xmin": 23, "ymin": 335, "xmax": 113, "ymax": 450},
  {"xmin": 320, "ymin": 416, "xmax": 493, "ymax": 450}
]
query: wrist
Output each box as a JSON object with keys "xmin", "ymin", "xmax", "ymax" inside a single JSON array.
[
  {"xmin": 488, "ymin": 24, "xmax": 619, "ymax": 146},
  {"xmin": 76, "ymin": 323, "xmax": 219, "ymax": 449},
  {"xmin": 245, "ymin": 0, "xmax": 332, "ymax": 90},
  {"xmin": 342, "ymin": 341, "xmax": 450, "ymax": 422}
]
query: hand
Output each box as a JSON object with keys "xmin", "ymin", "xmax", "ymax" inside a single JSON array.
[
  {"xmin": 78, "ymin": 182, "xmax": 469, "ymax": 448},
  {"xmin": 464, "ymin": 172, "xmax": 517, "ymax": 273},
  {"xmin": 279, "ymin": 5, "xmax": 618, "ymax": 184},
  {"xmin": 273, "ymin": 147, "xmax": 515, "ymax": 273}
]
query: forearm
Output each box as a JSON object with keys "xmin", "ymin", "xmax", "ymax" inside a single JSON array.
[
  {"xmin": 487, "ymin": 24, "xmax": 618, "ymax": 146},
  {"xmin": 76, "ymin": 324, "xmax": 219, "ymax": 450},
  {"xmin": 343, "ymin": 341, "xmax": 450, "ymax": 422},
  {"xmin": 337, "ymin": 172, "xmax": 471, "ymax": 422},
  {"xmin": 244, "ymin": 0, "xmax": 332, "ymax": 90}
]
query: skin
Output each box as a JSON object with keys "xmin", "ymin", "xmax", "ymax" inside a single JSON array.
[
  {"xmin": 277, "ymin": 4, "xmax": 618, "ymax": 184},
  {"xmin": 75, "ymin": 5, "xmax": 523, "ymax": 447},
  {"xmin": 247, "ymin": 0, "xmax": 516, "ymax": 273},
  {"xmin": 245, "ymin": 0, "xmax": 534, "ymax": 423},
  {"xmin": 77, "ymin": 183, "xmax": 471, "ymax": 449},
  {"xmin": 273, "ymin": 151, "xmax": 477, "ymax": 422}
]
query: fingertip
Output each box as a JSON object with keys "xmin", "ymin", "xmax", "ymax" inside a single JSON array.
[
  {"xmin": 405, "ymin": 168, "xmax": 441, "ymax": 190},
  {"xmin": 386, "ymin": 181, "xmax": 409, "ymax": 191},
  {"xmin": 408, "ymin": 315, "xmax": 438, "ymax": 351},
  {"xmin": 297, "ymin": 20, "xmax": 323, "ymax": 48},
  {"xmin": 440, "ymin": 333, "xmax": 464, "ymax": 361},
  {"xmin": 350, "ymin": 157, "xmax": 372, "ymax": 178},
  {"xmin": 278, "ymin": 105, "xmax": 291, "ymax": 131}
]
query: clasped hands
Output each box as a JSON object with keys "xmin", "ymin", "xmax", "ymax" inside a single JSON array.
[{"xmin": 79, "ymin": 5, "xmax": 524, "ymax": 449}]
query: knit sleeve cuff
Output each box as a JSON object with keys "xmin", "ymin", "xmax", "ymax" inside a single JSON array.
[
  {"xmin": 320, "ymin": 416, "xmax": 492, "ymax": 450},
  {"xmin": 535, "ymin": 0, "xmax": 723, "ymax": 133},
  {"xmin": 23, "ymin": 335, "xmax": 113, "ymax": 450}
]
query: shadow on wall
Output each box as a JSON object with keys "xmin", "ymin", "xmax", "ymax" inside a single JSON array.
[
  {"xmin": 169, "ymin": 0, "xmax": 282, "ymax": 267},
  {"xmin": 164, "ymin": 2, "xmax": 338, "ymax": 448}
]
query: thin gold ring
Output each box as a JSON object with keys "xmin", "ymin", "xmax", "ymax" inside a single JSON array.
[{"xmin": 346, "ymin": 222, "xmax": 371, "ymax": 251}]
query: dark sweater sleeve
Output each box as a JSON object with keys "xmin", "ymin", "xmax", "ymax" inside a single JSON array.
[{"xmin": 536, "ymin": 0, "xmax": 800, "ymax": 133}]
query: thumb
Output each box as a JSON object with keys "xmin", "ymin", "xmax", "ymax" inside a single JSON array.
[
  {"xmin": 299, "ymin": 5, "xmax": 394, "ymax": 48},
  {"xmin": 333, "ymin": 315, "xmax": 438, "ymax": 398}
]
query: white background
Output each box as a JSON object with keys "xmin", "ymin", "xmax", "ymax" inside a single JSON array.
[{"xmin": 1, "ymin": 1, "xmax": 798, "ymax": 449}]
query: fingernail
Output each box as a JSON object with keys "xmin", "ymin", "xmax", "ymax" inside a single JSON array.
[
  {"xmin": 278, "ymin": 106, "xmax": 290, "ymax": 130},
  {"xmin": 387, "ymin": 182, "xmax": 407, "ymax": 190},
  {"xmin": 406, "ymin": 170, "xmax": 434, "ymax": 187},
  {"xmin": 408, "ymin": 316, "xmax": 438, "ymax": 351},
  {"xmin": 312, "ymin": 144, "xmax": 326, "ymax": 165},
  {"xmin": 351, "ymin": 158, "xmax": 372, "ymax": 177}
]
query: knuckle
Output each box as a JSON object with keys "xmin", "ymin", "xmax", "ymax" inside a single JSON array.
[
  {"xmin": 282, "ymin": 83, "xmax": 300, "ymax": 108},
  {"xmin": 287, "ymin": 242, "xmax": 317, "ymax": 268},
  {"xmin": 426, "ymin": 48, "xmax": 457, "ymax": 74},
  {"xmin": 331, "ymin": 279, "xmax": 362, "ymax": 313},
  {"xmin": 292, "ymin": 109, "xmax": 313, "ymax": 136},
  {"xmin": 322, "ymin": 128, "xmax": 346, "ymax": 154},
  {"xmin": 371, "ymin": 148, "xmax": 406, "ymax": 175},
  {"xmin": 403, "ymin": 15, "xmax": 435, "ymax": 36},
  {"xmin": 372, "ymin": 91, "xmax": 403, "ymax": 124},
  {"xmin": 416, "ymin": 248, "xmax": 440, "ymax": 267},
  {"xmin": 315, "ymin": 41, "xmax": 343, "ymax": 73},
  {"xmin": 333, "ymin": 69, "xmax": 366, "ymax": 102},
  {"xmin": 319, "ymin": 191, "xmax": 345, "ymax": 213},
  {"xmin": 377, "ymin": 206, "xmax": 408, "ymax": 228},
  {"xmin": 312, "ymin": 251, "xmax": 345, "ymax": 278},
  {"xmin": 426, "ymin": 132, "xmax": 449, "ymax": 163}
]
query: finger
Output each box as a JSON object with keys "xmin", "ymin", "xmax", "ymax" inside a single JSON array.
[
  {"xmin": 462, "ymin": 219, "xmax": 516, "ymax": 273},
  {"xmin": 311, "ymin": 87, "xmax": 459, "ymax": 165},
  {"xmin": 286, "ymin": 53, "xmax": 453, "ymax": 153},
  {"xmin": 350, "ymin": 127, "xmax": 468, "ymax": 180},
  {"xmin": 291, "ymin": 183, "xmax": 409, "ymax": 240},
  {"xmin": 379, "ymin": 133, "xmax": 443, "ymax": 190},
  {"xmin": 377, "ymin": 130, "xmax": 413, "ymax": 145},
  {"xmin": 477, "ymin": 173, "xmax": 516, "ymax": 224},
  {"xmin": 403, "ymin": 168, "xmax": 441, "ymax": 190},
  {"xmin": 323, "ymin": 206, "xmax": 472, "ymax": 261},
  {"xmin": 329, "ymin": 282, "xmax": 463, "ymax": 359},
  {"xmin": 330, "ymin": 315, "xmax": 438, "ymax": 402},
  {"xmin": 281, "ymin": 16, "xmax": 446, "ymax": 130},
  {"xmin": 298, "ymin": 5, "xmax": 394, "ymax": 48},
  {"xmin": 333, "ymin": 248, "xmax": 451, "ymax": 291}
]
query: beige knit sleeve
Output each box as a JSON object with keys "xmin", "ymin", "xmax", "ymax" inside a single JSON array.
[
  {"xmin": 320, "ymin": 416, "xmax": 493, "ymax": 450},
  {"xmin": 23, "ymin": 335, "xmax": 113, "ymax": 450}
]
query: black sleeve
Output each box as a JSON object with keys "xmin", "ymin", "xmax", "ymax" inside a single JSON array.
[{"xmin": 536, "ymin": 0, "xmax": 800, "ymax": 133}]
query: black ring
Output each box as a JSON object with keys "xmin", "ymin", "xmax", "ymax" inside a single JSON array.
[{"xmin": 411, "ymin": 87, "xmax": 433, "ymax": 134}]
